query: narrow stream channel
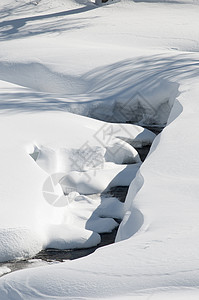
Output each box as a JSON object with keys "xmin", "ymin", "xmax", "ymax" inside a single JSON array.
[{"xmin": 0, "ymin": 126, "xmax": 162, "ymax": 277}]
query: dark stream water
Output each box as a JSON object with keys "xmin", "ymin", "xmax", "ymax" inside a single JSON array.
[
  {"xmin": 0, "ymin": 126, "xmax": 162, "ymax": 276},
  {"xmin": 34, "ymin": 139, "xmax": 155, "ymax": 262}
]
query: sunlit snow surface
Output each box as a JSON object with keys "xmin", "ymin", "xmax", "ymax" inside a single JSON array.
[
  {"xmin": 0, "ymin": 0, "xmax": 199, "ymax": 299},
  {"xmin": 0, "ymin": 108, "xmax": 154, "ymax": 261}
]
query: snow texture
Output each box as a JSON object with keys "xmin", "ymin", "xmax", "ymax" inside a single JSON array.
[{"xmin": 0, "ymin": 0, "xmax": 199, "ymax": 299}]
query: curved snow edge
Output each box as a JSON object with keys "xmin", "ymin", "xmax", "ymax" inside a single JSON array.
[{"xmin": 116, "ymin": 92, "xmax": 183, "ymax": 242}]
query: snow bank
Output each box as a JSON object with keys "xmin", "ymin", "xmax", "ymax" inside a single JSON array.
[
  {"xmin": 1, "ymin": 81, "xmax": 199, "ymax": 300},
  {"xmin": 61, "ymin": 163, "xmax": 141, "ymax": 194},
  {"xmin": 1, "ymin": 0, "xmax": 199, "ymax": 298},
  {"xmin": 0, "ymin": 109, "xmax": 154, "ymax": 262},
  {"xmin": 0, "ymin": 228, "xmax": 43, "ymax": 263},
  {"xmin": 0, "ymin": 61, "xmax": 86, "ymax": 94},
  {"xmin": 0, "ymin": 60, "xmax": 178, "ymax": 126}
]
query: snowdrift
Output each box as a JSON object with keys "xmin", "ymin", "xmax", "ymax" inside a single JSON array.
[
  {"xmin": 0, "ymin": 109, "xmax": 155, "ymax": 262},
  {"xmin": 1, "ymin": 0, "xmax": 199, "ymax": 299}
]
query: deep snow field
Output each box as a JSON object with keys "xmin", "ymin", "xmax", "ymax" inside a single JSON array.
[{"xmin": 1, "ymin": 0, "xmax": 199, "ymax": 299}]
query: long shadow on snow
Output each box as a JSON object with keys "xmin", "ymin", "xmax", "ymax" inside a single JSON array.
[
  {"xmin": 0, "ymin": 54, "xmax": 199, "ymax": 116},
  {"xmin": 0, "ymin": 4, "xmax": 97, "ymax": 40}
]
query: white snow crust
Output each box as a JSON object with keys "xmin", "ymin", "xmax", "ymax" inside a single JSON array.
[{"xmin": 0, "ymin": 0, "xmax": 199, "ymax": 299}]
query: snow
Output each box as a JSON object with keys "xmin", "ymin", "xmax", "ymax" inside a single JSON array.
[
  {"xmin": 0, "ymin": 110, "xmax": 152, "ymax": 261},
  {"xmin": 0, "ymin": 266, "xmax": 11, "ymax": 277},
  {"xmin": 0, "ymin": 0, "xmax": 199, "ymax": 299}
]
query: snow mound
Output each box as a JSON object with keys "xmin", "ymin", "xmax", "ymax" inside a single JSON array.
[
  {"xmin": 46, "ymin": 224, "xmax": 100, "ymax": 249},
  {"xmin": 0, "ymin": 61, "xmax": 86, "ymax": 94},
  {"xmin": 0, "ymin": 56, "xmax": 180, "ymax": 126},
  {"xmin": 0, "ymin": 110, "xmax": 154, "ymax": 262},
  {"xmin": 61, "ymin": 163, "xmax": 141, "ymax": 195},
  {"xmin": 0, "ymin": 228, "xmax": 43, "ymax": 262}
]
